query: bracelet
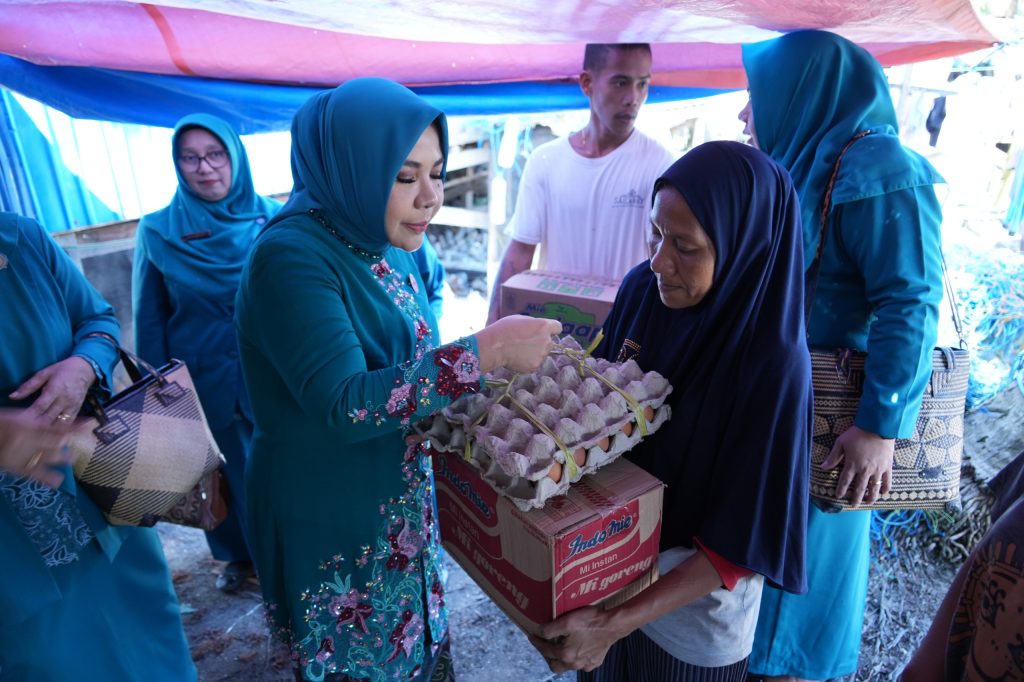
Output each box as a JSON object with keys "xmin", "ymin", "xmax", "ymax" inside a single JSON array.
[{"xmin": 74, "ymin": 354, "xmax": 104, "ymax": 383}]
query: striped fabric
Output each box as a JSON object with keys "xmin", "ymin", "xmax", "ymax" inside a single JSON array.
[{"xmin": 578, "ymin": 629, "xmax": 748, "ymax": 682}]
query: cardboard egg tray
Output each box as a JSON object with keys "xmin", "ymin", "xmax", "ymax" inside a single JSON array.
[{"xmin": 419, "ymin": 336, "xmax": 672, "ymax": 510}]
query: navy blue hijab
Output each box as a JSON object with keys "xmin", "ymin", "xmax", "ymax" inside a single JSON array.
[{"xmin": 598, "ymin": 141, "xmax": 811, "ymax": 593}]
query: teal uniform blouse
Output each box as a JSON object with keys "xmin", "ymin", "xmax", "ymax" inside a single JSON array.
[
  {"xmin": 235, "ymin": 79, "xmax": 482, "ymax": 682},
  {"xmin": 412, "ymin": 236, "xmax": 447, "ymax": 320},
  {"xmin": 743, "ymin": 31, "xmax": 945, "ymax": 679},
  {"xmin": 744, "ymin": 32, "xmax": 944, "ymax": 439},
  {"xmin": 133, "ymin": 114, "xmax": 281, "ymax": 430},
  {"xmin": 0, "ymin": 212, "xmax": 194, "ymax": 680},
  {"xmin": 809, "ymin": 137, "xmax": 944, "ymax": 437},
  {"xmin": 0, "ymin": 212, "xmax": 120, "ymax": 620}
]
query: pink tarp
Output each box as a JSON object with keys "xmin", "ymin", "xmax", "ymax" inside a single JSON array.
[{"xmin": 0, "ymin": 0, "xmax": 1000, "ymax": 88}]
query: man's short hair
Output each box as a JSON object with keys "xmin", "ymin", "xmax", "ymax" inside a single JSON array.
[{"xmin": 583, "ymin": 43, "xmax": 652, "ymax": 73}]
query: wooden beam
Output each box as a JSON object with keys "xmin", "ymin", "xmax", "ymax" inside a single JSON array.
[
  {"xmin": 52, "ymin": 217, "xmax": 139, "ymax": 243},
  {"xmin": 443, "ymin": 172, "xmax": 487, "ymax": 193},
  {"xmin": 448, "ymin": 124, "xmax": 488, "ymax": 148},
  {"xmin": 446, "ymin": 146, "xmax": 490, "ymax": 172},
  {"xmin": 434, "ymin": 205, "xmax": 489, "ymax": 229}
]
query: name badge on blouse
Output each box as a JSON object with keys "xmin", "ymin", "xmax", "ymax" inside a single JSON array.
[{"xmin": 182, "ymin": 231, "xmax": 212, "ymax": 242}]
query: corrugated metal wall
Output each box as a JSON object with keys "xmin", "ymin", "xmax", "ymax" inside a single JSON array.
[{"xmin": 0, "ymin": 89, "xmax": 293, "ymax": 232}]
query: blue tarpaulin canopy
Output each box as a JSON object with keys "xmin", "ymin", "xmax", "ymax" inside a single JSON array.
[
  {"xmin": 0, "ymin": 54, "xmax": 727, "ymax": 133},
  {"xmin": 0, "ymin": 0, "xmax": 1000, "ymax": 227}
]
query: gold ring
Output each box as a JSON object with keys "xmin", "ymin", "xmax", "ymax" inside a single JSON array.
[
  {"xmin": 868, "ymin": 479, "xmax": 881, "ymax": 488},
  {"xmin": 27, "ymin": 451, "xmax": 44, "ymax": 469},
  {"xmin": 56, "ymin": 412, "xmax": 72, "ymax": 423}
]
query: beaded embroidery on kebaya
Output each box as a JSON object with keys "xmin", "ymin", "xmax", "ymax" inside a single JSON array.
[
  {"xmin": 271, "ymin": 443, "xmax": 450, "ymax": 682},
  {"xmin": 262, "ymin": 210, "xmax": 482, "ymax": 679},
  {"xmin": 309, "ymin": 208, "xmax": 480, "ymax": 427},
  {"xmin": 308, "ymin": 208, "xmax": 383, "ymax": 262},
  {"xmin": 310, "ymin": 208, "xmax": 431, "ymax": 364}
]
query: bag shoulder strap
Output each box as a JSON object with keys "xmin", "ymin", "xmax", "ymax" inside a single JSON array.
[
  {"xmin": 805, "ymin": 131, "xmax": 966, "ymax": 347},
  {"xmin": 804, "ymin": 130, "xmax": 873, "ymax": 323}
]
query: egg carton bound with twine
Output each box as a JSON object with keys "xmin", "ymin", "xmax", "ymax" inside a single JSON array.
[{"xmin": 419, "ymin": 335, "xmax": 672, "ymax": 511}]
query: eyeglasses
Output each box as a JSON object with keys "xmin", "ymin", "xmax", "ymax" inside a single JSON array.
[{"xmin": 177, "ymin": 149, "xmax": 229, "ymax": 172}]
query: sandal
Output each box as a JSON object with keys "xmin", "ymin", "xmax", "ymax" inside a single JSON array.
[{"xmin": 216, "ymin": 560, "xmax": 253, "ymax": 594}]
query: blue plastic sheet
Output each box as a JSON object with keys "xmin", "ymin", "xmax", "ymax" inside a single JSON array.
[
  {"xmin": 0, "ymin": 55, "xmax": 730, "ymax": 133},
  {"xmin": 0, "ymin": 90, "xmax": 119, "ymax": 228}
]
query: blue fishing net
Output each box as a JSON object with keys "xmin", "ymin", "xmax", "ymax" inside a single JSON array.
[{"xmin": 951, "ymin": 249, "xmax": 1024, "ymax": 409}]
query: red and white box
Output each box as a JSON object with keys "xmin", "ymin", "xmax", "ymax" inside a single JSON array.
[{"xmin": 432, "ymin": 449, "xmax": 663, "ymax": 634}]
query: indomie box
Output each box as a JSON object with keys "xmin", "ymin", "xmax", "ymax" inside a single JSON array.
[
  {"xmin": 432, "ymin": 450, "xmax": 663, "ymax": 634},
  {"xmin": 500, "ymin": 270, "xmax": 620, "ymax": 349}
]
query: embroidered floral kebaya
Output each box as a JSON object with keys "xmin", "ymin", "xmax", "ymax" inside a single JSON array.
[
  {"xmin": 345, "ymin": 257, "xmax": 482, "ymax": 429},
  {"xmin": 434, "ymin": 345, "xmax": 482, "ymax": 400},
  {"xmin": 272, "ymin": 442, "xmax": 452, "ymax": 682},
  {"xmin": 235, "ymin": 79, "xmax": 478, "ymax": 682},
  {"xmin": 246, "ymin": 221, "xmax": 479, "ymax": 681},
  {"xmin": 259, "ymin": 253, "xmax": 478, "ymax": 678}
]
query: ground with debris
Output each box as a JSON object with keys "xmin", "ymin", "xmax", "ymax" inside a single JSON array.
[
  {"xmin": 162, "ymin": 209, "xmax": 1024, "ymax": 681},
  {"xmin": 157, "ymin": 385, "xmax": 1022, "ymax": 682},
  {"xmin": 158, "ymin": 522, "xmax": 574, "ymax": 682}
]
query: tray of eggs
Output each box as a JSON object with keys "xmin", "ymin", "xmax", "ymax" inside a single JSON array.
[{"xmin": 418, "ymin": 336, "xmax": 672, "ymax": 511}]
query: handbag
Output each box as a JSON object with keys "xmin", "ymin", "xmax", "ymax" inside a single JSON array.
[
  {"xmin": 70, "ymin": 340, "xmax": 226, "ymax": 526},
  {"xmin": 807, "ymin": 131, "xmax": 969, "ymax": 513},
  {"xmin": 158, "ymin": 467, "xmax": 229, "ymax": 530}
]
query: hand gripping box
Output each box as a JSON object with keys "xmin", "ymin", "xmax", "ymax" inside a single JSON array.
[
  {"xmin": 432, "ymin": 449, "xmax": 663, "ymax": 634},
  {"xmin": 500, "ymin": 270, "xmax": 620, "ymax": 349}
]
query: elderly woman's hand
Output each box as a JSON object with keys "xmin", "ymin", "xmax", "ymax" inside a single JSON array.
[
  {"xmin": 0, "ymin": 409, "xmax": 76, "ymax": 487},
  {"xmin": 528, "ymin": 605, "xmax": 623, "ymax": 673},
  {"xmin": 8, "ymin": 356, "xmax": 96, "ymax": 424}
]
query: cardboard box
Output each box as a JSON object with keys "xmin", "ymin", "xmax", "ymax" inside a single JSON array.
[
  {"xmin": 500, "ymin": 270, "xmax": 620, "ymax": 349},
  {"xmin": 432, "ymin": 450, "xmax": 663, "ymax": 634}
]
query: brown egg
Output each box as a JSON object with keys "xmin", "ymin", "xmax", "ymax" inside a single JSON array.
[
  {"xmin": 621, "ymin": 421, "xmax": 634, "ymax": 437},
  {"xmin": 572, "ymin": 448, "xmax": 587, "ymax": 467},
  {"xmin": 595, "ymin": 436, "xmax": 610, "ymax": 452},
  {"xmin": 547, "ymin": 461, "xmax": 563, "ymax": 482},
  {"xmin": 643, "ymin": 405, "xmax": 655, "ymax": 422}
]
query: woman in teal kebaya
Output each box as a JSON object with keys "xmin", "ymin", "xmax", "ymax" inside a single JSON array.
[
  {"xmin": 739, "ymin": 31, "xmax": 944, "ymax": 681},
  {"xmin": 0, "ymin": 212, "xmax": 195, "ymax": 680},
  {"xmin": 235, "ymin": 78, "xmax": 559, "ymax": 682},
  {"xmin": 133, "ymin": 113, "xmax": 281, "ymax": 592}
]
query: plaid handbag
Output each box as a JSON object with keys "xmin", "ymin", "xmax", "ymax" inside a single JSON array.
[
  {"xmin": 807, "ymin": 132, "xmax": 969, "ymax": 513},
  {"xmin": 70, "ymin": 345, "xmax": 225, "ymax": 526}
]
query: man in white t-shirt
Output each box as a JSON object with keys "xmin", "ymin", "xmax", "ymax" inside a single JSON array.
[{"xmin": 486, "ymin": 43, "xmax": 675, "ymax": 324}]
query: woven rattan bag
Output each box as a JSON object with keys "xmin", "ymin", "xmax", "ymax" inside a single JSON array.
[
  {"xmin": 807, "ymin": 131, "xmax": 969, "ymax": 513},
  {"xmin": 809, "ymin": 346, "xmax": 968, "ymax": 512},
  {"xmin": 70, "ymin": 345, "xmax": 225, "ymax": 526}
]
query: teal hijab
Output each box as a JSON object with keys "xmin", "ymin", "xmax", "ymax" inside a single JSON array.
[
  {"xmin": 742, "ymin": 30, "xmax": 940, "ymax": 265},
  {"xmin": 264, "ymin": 78, "xmax": 448, "ymax": 253},
  {"xmin": 142, "ymin": 113, "xmax": 279, "ymax": 295}
]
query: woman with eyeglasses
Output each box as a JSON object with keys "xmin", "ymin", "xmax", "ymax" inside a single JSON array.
[{"xmin": 132, "ymin": 113, "xmax": 281, "ymax": 593}]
